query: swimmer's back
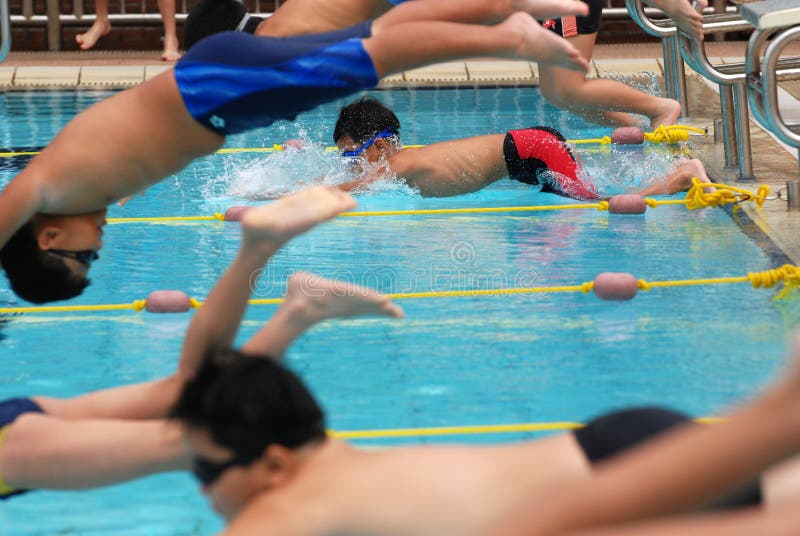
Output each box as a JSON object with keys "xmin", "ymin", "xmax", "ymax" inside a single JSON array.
[{"xmin": 227, "ymin": 435, "xmax": 590, "ymax": 536}]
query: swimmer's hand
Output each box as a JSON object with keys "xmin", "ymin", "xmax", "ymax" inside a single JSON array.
[{"xmin": 282, "ymin": 139, "xmax": 307, "ymax": 151}]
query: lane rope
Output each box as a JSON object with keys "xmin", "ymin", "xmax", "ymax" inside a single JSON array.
[
  {"xmin": 104, "ymin": 180, "xmax": 770, "ymax": 225},
  {"xmin": 2, "ymin": 264, "xmax": 796, "ymax": 315},
  {"xmin": 0, "ymin": 126, "xmax": 706, "ymax": 159}
]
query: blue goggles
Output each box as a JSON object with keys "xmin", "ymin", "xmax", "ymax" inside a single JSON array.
[{"xmin": 340, "ymin": 128, "xmax": 397, "ymax": 159}]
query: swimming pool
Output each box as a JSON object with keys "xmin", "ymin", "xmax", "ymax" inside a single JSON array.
[{"xmin": 0, "ymin": 86, "xmax": 798, "ymax": 534}]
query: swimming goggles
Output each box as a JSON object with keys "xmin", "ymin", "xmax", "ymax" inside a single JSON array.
[
  {"xmin": 340, "ymin": 128, "xmax": 397, "ymax": 160},
  {"xmin": 193, "ymin": 452, "xmax": 259, "ymax": 486},
  {"xmin": 47, "ymin": 249, "xmax": 99, "ymax": 267}
]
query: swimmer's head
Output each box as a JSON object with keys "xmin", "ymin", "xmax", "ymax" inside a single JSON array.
[
  {"xmin": 184, "ymin": 0, "xmax": 265, "ymax": 50},
  {"xmin": 171, "ymin": 349, "xmax": 326, "ymax": 519},
  {"xmin": 334, "ymin": 97, "xmax": 401, "ymax": 166},
  {"xmin": 0, "ymin": 210, "xmax": 106, "ymax": 303}
]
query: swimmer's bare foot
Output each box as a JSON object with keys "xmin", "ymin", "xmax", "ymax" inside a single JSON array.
[
  {"xmin": 284, "ymin": 272, "xmax": 404, "ymax": 324},
  {"xmin": 240, "ymin": 186, "xmax": 356, "ymax": 249},
  {"xmin": 502, "ymin": 12, "xmax": 589, "ymax": 73},
  {"xmin": 76, "ymin": 20, "xmax": 111, "ymax": 50},
  {"xmin": 161, "ymin": 35, "xmax": 182, "ymax": 62},
  {"xmin": 512, "ymin": 0, "xmax": 588, "ymax": 19},
  {"xmin": 667, "ymin": 159, "xmax": 715, "ymax": 194},
  {"xmin": 647, "ymin": 0, "xmax": 705, "ymax": 41},
  {"xmin": 649, "ymin": 98, "xmax": 682, "ymax": 131}
]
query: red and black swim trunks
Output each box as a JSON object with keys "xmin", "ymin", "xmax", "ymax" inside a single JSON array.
[
  {"xmin": 542, "ymin": 0, "xmax": 603, "ymax": 37},
  {"xmin": 503, "ymin": 126, "xmax": 597, "ymax": 200}
]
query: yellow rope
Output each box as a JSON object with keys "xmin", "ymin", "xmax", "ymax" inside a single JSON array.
[
  {"xmin": 2, "ymin": 265, "xmax": 796, "ymax": 315},
  {"xmin": 568, "ymin": 136, "xmax": 613, "ymax": 145},
  {"xmin": 683, "ymin": 178, "xmax": 770, "ymax": 211},
  {"xmin": 0, "ymin": 127, "xmax": 707, "ymax": 159},
  {"xmin": 329, "ymin": 416, "xmax": 722, "ymax": 439},
  {"xmin": 104, "ymin": 180, "xmax": 764, "ymax": 225}
]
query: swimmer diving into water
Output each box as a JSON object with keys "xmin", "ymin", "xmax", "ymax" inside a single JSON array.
[{"xmin": 0, "ymin": 1, "xmax": 590, "ymax": 303}]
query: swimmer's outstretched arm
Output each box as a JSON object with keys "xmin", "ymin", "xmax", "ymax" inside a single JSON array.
[
  {"xmin": 0, "ymin": 416, "xmax": 189, "ymax": 490},
  {"xmin": 0, "ymin": 275, "xmax": 402, "ymax": 492},
  {"xmin": 559, "ymin": 498, "xmax": 800, "ymax": 536},
  {"xmin": 492, "ymin": 334, "xmax": 800, "ymax": 536}
]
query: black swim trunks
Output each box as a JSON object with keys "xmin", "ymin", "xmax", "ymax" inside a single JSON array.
[
  {"xmin": 543, "ymin": 0, "xmax": 603, "ymax": 37},
  {"xmin": 573, "ymin": 407, "xmax": 763, "ymax": 508},
  {"xmin": 0, "ymin": 397, "xmax": 43, "ymax": 500}
]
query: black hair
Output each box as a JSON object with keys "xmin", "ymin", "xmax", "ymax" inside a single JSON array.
[
  {"xmin": 184, "ymin": 0, "xmax": 264, "ymax": 50},
  {"xmin": 171, "ymin": 349, "xmax": 327, "ymax": 456},
  {"xmin": 333, "ymin": 97, "xmax": 401, "ymax": 145},
  {"xmin": 0, "ymin": 223, "xmax": 89, "ymax": 303}
]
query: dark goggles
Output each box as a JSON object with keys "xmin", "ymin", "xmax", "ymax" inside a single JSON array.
[
  {"xmin": 192, "ymin": 452, "xmax": 259, "ymax": 486},
  {"xmin": 47, "ymin": 249, "xmax": 100, "ymax": 267}
]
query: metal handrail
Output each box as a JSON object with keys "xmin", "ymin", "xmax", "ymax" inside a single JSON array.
[
  {"xmin": 0, "ymin": 0, "xmax": 10, "ymax": 63},
  {"xmin": 760, "ymin": 26, "xmax": 800, "ymax": 148},
  {"xmin": 672, "ymin": 9, "xmax": 758, "ymax": 180}
]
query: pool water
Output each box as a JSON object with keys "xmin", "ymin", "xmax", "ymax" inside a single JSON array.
[{"xmin": 0, "ymin": 86, "xmax": 798, "ymax": 535}]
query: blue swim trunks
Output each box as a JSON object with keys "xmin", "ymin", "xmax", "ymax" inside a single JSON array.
[
  {"xmin": 175, "ymin": 21, "xmax": 378, "ymax": 135},
  {"xmin": 0, "ymin": 397, "xmax": 43, "ymax": 500}
]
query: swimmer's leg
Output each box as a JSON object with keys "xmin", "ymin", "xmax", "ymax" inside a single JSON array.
[
  {"xmin": 157, "ymin": 0, "xmax": 182, "ymax": 61},
  {"xmin": 539, "ymin": 33, "xmax": 680, "ymax": 128},
  {"xmin": 364, "ymin": 13, "xmax": 589, "ymax": 76},
  {"xmin": 635, "ymin": 158, "xmax": 714, "ymax": 196},
  {"xmin": 372, "ymin": 0, "xmax": 589, "ymax": 33},
  {"xmin": 1, "ymin": 414, "xmax": 188, "ymax": 491},
  {"xmin": 75, "ymin": 0, "xmax": 111, "ymax": 50},
  {"xmin": 240, "ymin": 271, "xmax": 403, "ymax": 356}
]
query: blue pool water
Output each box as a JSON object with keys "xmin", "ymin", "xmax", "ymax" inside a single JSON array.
[{"xmin": 0, "ymin": 86, "xmax": 798, "ymax": 534}]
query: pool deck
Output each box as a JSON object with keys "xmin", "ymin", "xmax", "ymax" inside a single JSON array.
[{"xmin": 1, "ymin": 41, "xmax": 799, "ymax": 264}]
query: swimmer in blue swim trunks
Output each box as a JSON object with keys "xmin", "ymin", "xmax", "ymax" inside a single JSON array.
[
  {"xmin": 0, "ymin": 3, "xmax": 591, "ymax": 304},
  {"xmin": 0, "ymin": 188, "xmax": 402, "ymax": 503},
  {"xmin": 183, "ymin": 0, "xmax": 590, "ymax": 47},
  {"xmin": 329, "ymin": 97, "xmax": 713, "ymax": 200}
]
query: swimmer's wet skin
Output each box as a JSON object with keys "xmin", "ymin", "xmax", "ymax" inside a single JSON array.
[
  {"xmin": 172, "ymin": 355, "xmax": 762, "ymax": 535},
  {"xmin": 0, "ymin": 9, "xmax": 589, "ymax": 304}
]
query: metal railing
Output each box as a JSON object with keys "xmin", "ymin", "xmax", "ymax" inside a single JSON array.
[
  {"xmin": 1, "ymin": 0, "xmax": 10, "ymax": 63},
  {"xmin": 676, "ymin": 12, "xmax": 757, "ymax": 180},
  {"xmin": 744, "ymin": 0, "xmax": 800, "ymax": 171},
  {"xmin": 625, "ymin": 0, "xmax": 761, "ymax": 180}
]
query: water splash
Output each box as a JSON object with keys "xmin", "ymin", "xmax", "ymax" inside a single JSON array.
[{"xmin": 573, "ymin": 145, "xmax": 682, "ymax": 197}]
